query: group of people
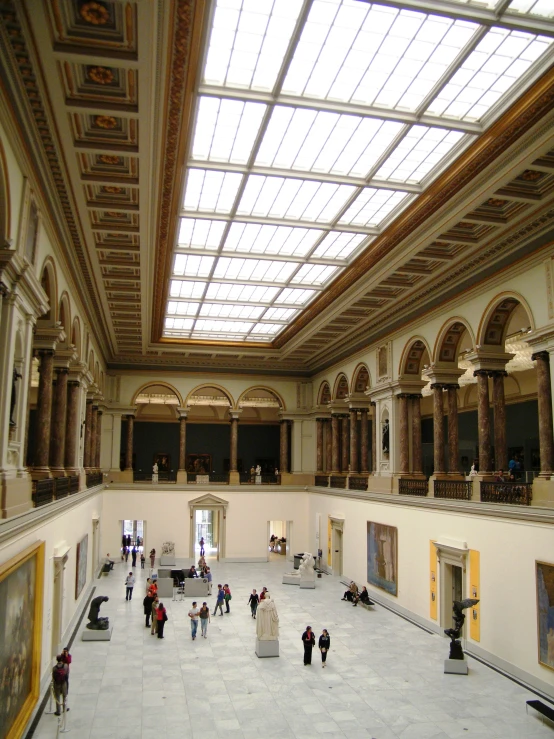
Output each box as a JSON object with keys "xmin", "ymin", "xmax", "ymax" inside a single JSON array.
[
  {"xmin": 301, "ymin": 626, "xmax": 331, "ymax": 667},
  {"xmin": 247, "ymin": 585, "xmax": 272, "ymax": 618},
  {"xmin": 51, "ymin": 647, "xmax": 72, "ymax": 715},
  {"xmin": 122, "ymin": 546, "xmax": 145, "ymax": 568},
  {"xmin": 342, "ymin": 581, "xmax": 373, "ymax": 607},
  {"xmin": 143, "ymin": 578, "xmax": 169, "ymax": 638},
  {"xmin": 213, "ymin": 584, "xmax": 232, "ymax": 615}
]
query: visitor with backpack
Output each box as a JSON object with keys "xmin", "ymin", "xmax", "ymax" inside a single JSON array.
[{"xmin": 52, "ymin": 656, "xmax": 69, "ymax": 715}]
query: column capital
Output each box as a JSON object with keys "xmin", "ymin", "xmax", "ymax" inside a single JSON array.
[
  {"xmin": 34, "ymin": 319, "xmax": 66, "ymax": 351},
  {"xmin": 177, "ymin": 406, "xmax": 189, "ymax": 419},
  {"xmin": 229, "ymin": 409, "xmax": 242, "ymax": 421},
  {"xmin": 465, "ymin": 349, "xmax": 514, "ymax": 373},
  {"xmin": 54, "ymin": 366, "xmax": 70, "ymax": 376},
  {"xmin": 54, "ymin": 344, "xmax": 78, "ymax": 370},
  {"xmin": 473, "ymin": 369, "xmax": 490, "ymax": 378},
  {"xmin": 532, "ymin": 350, "xmax": 550, "ymax": 362},
  {"xmin": 487, "ymin": 370, "xmax": 507, "ymax": 378}
]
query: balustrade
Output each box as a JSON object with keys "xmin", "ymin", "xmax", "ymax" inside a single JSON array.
[
  {"xmin": 330, "ymin": 475, "xmax": 347, "ymax": 489},
  {"xmin": 86, "ymin": 472, "xmax": 103, "ymax": 488},
  {"xmin": 480, "ymin": 481, "xmax": 532, "ymax": 505},
  {"xmin": 349, "ymin": 475, "xmax": 369, "ymax": 491},
  {"xmin": 434, "ymin": 480, "xmax": 472, "ymax": 500},
  {"xmin": 398, "ymin": 478, "xmax": 428, "ymax": 496},
  {"xmin": 32, "ymin": 478, "xmax": 54, "ymax": 507},
  {"xmin": 315, "ymin": 475, "xmax": 329, "ymax": 487}
]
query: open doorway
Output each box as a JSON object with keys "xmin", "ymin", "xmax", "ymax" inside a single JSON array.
[
  {"xmin": 121, "ymin": 520, "xmax": 145, "ymax": 565},
  {"xmin": 268, "ymin": 520, "xmax": 287, "ymax": 561},
  {"xmin": 195, "ymin": 509, "xmax": 219, "ymax": 560}
]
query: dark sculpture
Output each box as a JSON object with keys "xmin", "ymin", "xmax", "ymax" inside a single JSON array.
[
  {"xmin": 444, "ymin": 598, "xmax": 479, "ymax": 660},
  {"xmin": 86, "ymin": 595, "xmax": 110, "ymax": 630},
  {"xmin": 9, "ymin": 367, "xmax": 22, "ymax": 427}
]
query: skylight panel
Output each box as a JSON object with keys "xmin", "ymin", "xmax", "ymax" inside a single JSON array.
[
  {"xmin": 425, "ymin": 29, "xmax": 553, "ymax": 121},
  {"xmin": 173, "ymin": 254, "xmax": 215, "ymax": 278},
  {"xmin": 291, "ymin": 263, "xmax": 339, "ymax": 286},
  {"xmin": 205, "ymin": 282, "xmax": 280, "ymax": 302},
  {"xmin": 223, "ymin": 222, "xmax": 322, "ymax": 256},
  {"xmin": 183, "ymin": 169, "xmax": 242, "ymax": 213},
  {"xmin": 375, "ymin": 126, "xmax": 466, "ymax": 184},
  {"xmin": 165, "ymin": 317, "xmax": 194, "ymax": 331},
  {"xmin": 256, "ymin": 107, "xmax": 404, "ymax": 178},
  {"xmin": 275, "ymin": 287, "xmax": 317, "ymax": 306},
  {"xmin": 203, "ymin": 0, "xmax": 304, "ymax": 91},
  {"xmin": 313, "ymin": 231, "xmax": 367, "ymax": 260},
  {"xmin": 169, "ymin": 281, "xmax": 207, "ymax": 299},
  {"xmin": 250, "ymin": 323, "xmax": 282, "ymax": 334},
  {"xmin": 167, "ymin": 301, "xmax": 200, "ymax": 316},
  {"xmin": 263, "ymin": 307, "xmax": 299, "ymax": 321},
  {"xmin": 192, "ymin": 97, "xmax": 266, "ymax": 164},
  {"xmin": 339, "ymin": 188, "xmax": 409, "ymax": 227},
  {"xmin": 194, "ymin": 319, "xmax": 253, "ymax": 334},
  {"xmin": 199, "ymin": 303, "xmax": 265, "ymax": 319},
  {"xmin": 507, "ymin": 0, "xmax": 554, "ymax": 17},
  {"xmin": 214, "ymin": 257, "xmax": 298, "ymax": 283},
  {"xmin": 237, "ymin": 174, "xmax": 355, "ymax": 222},
  {"xmin": 177, "ymin": 218, "xmax": 226, "ymax": 251}
]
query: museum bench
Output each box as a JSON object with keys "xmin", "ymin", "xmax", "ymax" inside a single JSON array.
[
  {"xmin": 526, "ymin": 699, "xmax": 554, "ymax": 725},
  {"xmin": 101, "ymin": 564, "xmax": 111, "ymax": 575}
]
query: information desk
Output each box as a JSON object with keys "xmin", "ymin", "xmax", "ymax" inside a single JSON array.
[{"xmin": 184, "ymin": 578, "xmax": 210, "ymax": 597}]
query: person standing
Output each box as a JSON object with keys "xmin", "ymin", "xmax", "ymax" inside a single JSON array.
[
  {"xmin": 126, "ymin": 534, "xmax": 131, "ymax": 549},
  {"xmin": 151, "ymin": 595, "xmax": 159, "ymax": 635},
  {"xmin": 140, "ymin": 552, "xmax": 145, "ymax": 569},
  {"xmin": 199, "ymin": 537, "xmax": 205, "ymax": 556},
  {"xmin": 125, "ymin": 571, "xmax": 135, "ymax": 600},
  {"xmin": 213, "ymin": 584, "xmax": 225, "ymax": 616},
  {"xmin": 52, "ymin": 656, "xmax": 69, "ymax": 716},
  {"xmin": 143, "ymin": 591, "xmax": 154, "ymax": 627},
  {"xmin": 205, "ymin": 567, "xmax": 212, "ymax": 594},
  {"xmin": 199, "ymin": 602, "xmax": 210, "ymax": 638},
  {"xmin": 259, "ymin": 586, "xmax": 268, "ymax": 601},
  {"xmin": 150, "ymin": 548, "xmax": 156, "ymax": 568},
  {"xmin": 224, "ymin": 584, "xmax": 232, "ymax": 613},
  {"xmin": 157, "ymin": 602, "xmax": 167, "ymax": 638},
  {"xmin": 131, "ymin": 547, "xmax": 137, "ymax": 567},
  {"xmin": 60, "ymin": 647, "xmax": 72, "ymax": 691},
  {"xmin": 188, "ymin": 601, "xmax": 200, "ymax": 640},
  {"xmin": 248, "ymin": 589, "xmax": 259, "ymax": 619},
  {"xmin": 319, "ymin": 629, "xmax": 330, "ymax": 668},
  {"xmin": 302, "ymin": 625, "xmax": 315, "ymax": 665}
]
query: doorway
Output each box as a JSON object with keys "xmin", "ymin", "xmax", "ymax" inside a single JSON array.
[
  {"xmin": 121, "ymin": 520, "xmax": 145, "ymax": 564},
  {"xmin": 332, "ymin": 526, "xmax": 343, "ymax": 576},
  {"xmin": 188, "ymin": 493, "xmax": 228, "ymax": 562},
  {"xmin": 195, "ymin": 509, "xmax": 218, "ymax": 559},
  {"xmin": 268, "ymin": 520, "xmax": 287, "ymax": 561}
]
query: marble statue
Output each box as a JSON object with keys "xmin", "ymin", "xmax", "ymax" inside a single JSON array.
[
  {"xmin": 161, "ymin": 541, "xmax": 175, "ymax": 556},
  {"xmin": 256, "ymin": 465, "xmax": 261, "ymax": 475},
  {"xmin": 256, "ymin": 594, "xmax": 279, "ymax": 640},
  {"xmin": 299, "ymin": 551, "xmax": 316, "ymax": 588},
  {"xmin": 444, "ymin": 598, "xmax": 479, "ymax": 659},
  {"xmin": 153, "ymin": 462, "xmax": 158, "ymax": 474},
  {"xmin": 86, "ymin": 595, "xmax": 110, "ymax": 630},
  {"xmin": 469, "ymin": 464, "xmax": 477, "ymax": 477}
]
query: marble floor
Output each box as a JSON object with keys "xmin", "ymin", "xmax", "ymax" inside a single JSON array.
[{"xmin": 32, "ymin": 557, "xmax": 552, "ymax": 739}]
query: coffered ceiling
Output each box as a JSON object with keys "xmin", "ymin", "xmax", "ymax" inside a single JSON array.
[{"xmin": 1, "ymin": 0, "xmax": 554, "ymax": 376}]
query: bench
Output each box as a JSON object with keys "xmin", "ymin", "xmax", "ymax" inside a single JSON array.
[
  {"xmin": 340, "ymin": 577, "xmax": 374, "ymax": 609},
  {"xmin": 526, "ymin": 700, "xmax": 554, "ymax": 725},
  {"xmin": 101, "ymin": 564, "xmax": 111, "ymax": 575}
]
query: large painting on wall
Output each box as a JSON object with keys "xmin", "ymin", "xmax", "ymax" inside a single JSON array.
[
  {"xmin": 0, "ymin": 541, "xmax": 44, "ymax": 739},
  {"xmin": 367, "ymin": 522, "xmax": 398, "ymax": 596},
  {"xmin": 75, "ymin": 534, "xmax": 88, "ymax": 600},
  {"xmin": 187, "ymin": 454, "xmax": 211, "ymax": 474},
  {"xmin": 536, "ymin": 560, "xmax": 554, "ymax": 671}
]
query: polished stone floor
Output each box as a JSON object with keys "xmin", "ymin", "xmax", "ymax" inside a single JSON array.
[{"xmin": 33, "ymin": 555, "xmax": 552, "ymax": 739}]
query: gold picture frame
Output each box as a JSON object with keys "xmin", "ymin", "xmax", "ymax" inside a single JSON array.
[
  {"xmin": 536, "ymin": 560, "xmax": 554, "ymax": 672},
  {"xmin": 0, "ymin": 541, "xmax": 45, "ymax": 739}
]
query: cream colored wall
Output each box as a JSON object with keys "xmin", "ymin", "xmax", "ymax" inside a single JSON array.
[
  {"xmin": 308, "ymin": 492, "xmax": 554, "ymax": 695},
  {"xmin": 0, "ymin": 121, "xmax": 25, "ymax": 247},
  {"xmin": 101, "ymin": 488, "xmax": 309, "ymax": 561}
]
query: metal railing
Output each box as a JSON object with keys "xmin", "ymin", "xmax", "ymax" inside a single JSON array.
[
  {"xmin": 69, "ymin": 475, "xmax": 79, "ymax": 493},
  {"xmin": 54, "ymin": 476, "xmax": 70, "ymax": 499},
  {"xmin": 349, "ymin": 475, "xmax": 369, "ymax": 491},
  {"xmin": 187, "ymin": 472, "xmax": 229, "ymax": 483},
  {"xmin": 398, "ymin": 478, "xmax": 428, "ymax": 496},
  {"xmin": 434, "ymin": 480, "xmax": 472, "ymax": 500},
  {"xmin": 330, "ymin": 475, "xmax": 347, "ymax": 489},
  {"xmin": 133, "ymin": 471, "xmax": 177, "ymax": 483},
  {"xmin": 32, "ymin": 478, "xmax": 54, "ymax": 507},
  {"xmin": 315, "ymin": 475, "xmax": 329, "ymax": 487},
  {"xmin": 239, "ymin": 473, "xmax": 281, "ymax": 484},
  {"xmin": 480, "ymin": 481, "xmax": 532, "ymax": 505},
  {"xmin": 86, "ymin": 472, "xmax": 103, "ymax": 488}
]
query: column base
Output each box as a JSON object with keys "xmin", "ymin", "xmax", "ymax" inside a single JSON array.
[
  {"xmin": 176, "ymin": 470, "xmax": 187, "ymax": 483},
  {"xmin": 531, "ymin": 477, "xmax": 554, "ymax": 507},
  {"xmin": 367, "ymin": 475, "xmax": 394, "ymax": 494},
  {"xmin": 50, "ymin": 467, "xmax": 67, "ymax": 478},
  {"xmin": 229, "ymin": 471, "xmax": 240, "ymax": 484},
  {"xmin": 64, "ymin": 467, "xmax": 79, "ymax": 477},
  {"xmin": 31, "ymin": 467, "xmax": 52, "ymax": 480},
  {"xmin": 119, "ymin": 469, "xmax": 134, "ymax": 482}
]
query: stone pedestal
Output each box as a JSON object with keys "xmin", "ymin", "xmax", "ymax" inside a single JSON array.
[
  {"xmin": 282, "ymin": 572, "xmax": 300, "ymax": 585},
  {"xmin": 256, "ymin": 638, "xmax": 279, "ymax": 657},
  {"xmin": 152, "ymin": 474, "xmax": 158, "ymax": 484},
  {"xmin": 197, "ymin": 475, "xmax": 209, "ymax": 484},
  {"xmin": 82, "ymin": 627, "xmax": 113, "ymax": 641},
  {"xmin": 160, "ymin": 555, "xmax": 175, "ymax": 566},
  {"xmin": 300, "ymin": 577, "xmax": 315, "ymax": 589},
  {"xmin": 176, "ymin": 470, "xmax": 187, "ymax": 483},
  {"xmin": 255, "ymin": 475, "xmax": 261, "ymax": 484},
  {"xmin": 444, "ymin": 657, "xmax": 468, "ymax": 675}
]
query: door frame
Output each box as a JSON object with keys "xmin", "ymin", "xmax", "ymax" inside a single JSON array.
[
  {"xmin": 329, "ymin": 516, "xmax": 344, "ymax": 576},
  {"xmin": 433, "ymin": 539, "xmax": 468, "ymax": 635},
  {"xmin": 188, "ymin": 493, "xmax": 228, "ymax": 561}
]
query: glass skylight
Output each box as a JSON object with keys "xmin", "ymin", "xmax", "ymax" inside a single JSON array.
[{"xmin": 165, "ymin": 0, "xmax": 554, "ymax": 342}]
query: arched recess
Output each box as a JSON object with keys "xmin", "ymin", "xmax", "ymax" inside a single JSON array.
[
  {"xmin": 59, "ymin": 292, "xmax": 71, "ymax": 334},
  {"xmin": 186, "ymin": 384, "xmax": 233, "ymax": 422},
  {"xmin": 333, "ymin": 373, "xmax": 349, "ymax": 400},
  {"xmin": 134, "ymin": 382, "xmax": 182, "ymax": 421},
  {"xmin": 433, "ymin": 318, "xmax": 474, "ymax": 365},
  {"xmin": 0, "ymin": 139, "xmax": 10, "ymax": 244},
  {"xmin": 398, "ymin": 337, "xmax": 431, "ymax": 379},
  {"xmin": 477, "ymin": 293, "xmax": 535, "ymax": 348},
  {"xmin": 351, "ymin": 363, "xmax": 371, "ymax": 395},
  {"xmin": 238, "ymin": 386, "xmax": 284, "ymax": 423},
  {"xmin": 39, "ymin": 258, "xmax": 58, "ymax": 321},
  {"xmin": 133, "ymin": 381, "xmax": 184, "ymax": 407},
  {"xmin": 71, "ymin": 317, "xmax": 81, "ymax": 361},
  {"xmin": 317, "ymin": 381, "xmax": 331, "ymax": 406},
  {"xmin": 88, "ymin": 350, "xmax": 94, "ymax": 377}
]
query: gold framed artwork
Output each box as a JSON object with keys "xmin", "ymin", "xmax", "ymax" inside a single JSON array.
[
  {"xmin": 75, "ymin": 534, "xmax": 88, "ymax": 600},
  {"xmin": 367, "ymin": 522, "xmax": 398, "ymax": 596},
  {"xmin": 0, "ymin": 541, "xmax": 45, "ymax": 739},
  {"xmin": 536, "ymin": 560, "xmax": 554, "ymax": 671}
]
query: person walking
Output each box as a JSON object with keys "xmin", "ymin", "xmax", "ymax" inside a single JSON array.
[
  {"xmin": 199, "ymin": 537, "xmax": 205, "ymax": 556},
  {"xmin": 302, "ymin": 625, "xmax": 315, "ymax": 665},
  {"xmin": 125, "ymin": 571, "xmax": 135, "ymax": 600},
  {"xmin": 52, "ymin": 656, "xmax": 69, "ymax": 716},
  {"xmin": 124, "ymin": 547, "xmax": 129, "ymax": 563},
  {"xmin": 205, "ymin": 567, "xmax": 212, "ymax": 594},
  {"xmin": 157, "ymin": 602, "xmax": 167, "ymax": 638},
  {"xmin": 150, "ymin": 548, "xmax": 156, "ymax": 568},
  {"xmin": 143, "ymin": 590, "xmax": 154, "ymax": 627},
  {"xmin": 259, "ymin": 586, "xmax": 268, "ymax": 601},
  {"xmin": 199, "ymin": 602, "xmax": 210, "ymax": 638},
  {"xmin": 188, "ymin": 601, "xmax": 200, "ymax": 640},
  {"xmin": 319, "ymin": 629, "xmax": 330, "ymax": 668},
  {"xmin": 60, "ymin": 647, "xmax": 72, "ymax": 691},
  {"xmin": 248, "ymin": 589, "xmax": 259, "ymax": 619},
  {"xmin": 213, "ymin": 584, "xmax": 225, "ymax": 616},
  {"xmin": 131, "ymin": 547, "xmax": 137, "ymax": 567},
  {"xmin": 140, "ymin": 552, "xmax": 145, "ymax": 569},
  {"xmin": 224, "ymin": 584, "xmax": 232, "ymax": 613},
  {"xmin": 151, "ymin": 595, "xmax": 159, "ymax": 635}
]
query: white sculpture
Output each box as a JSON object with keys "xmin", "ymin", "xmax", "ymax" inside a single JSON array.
[
  {"xmin": 299, "ymin": 552, "xmax": 316, "ymax": 588},
  {"xmin": 152, "ymin": 462, "xmax": 158, "ymax": 484},
  {"xmin": 161, "ymin": 541, "xmax": 175, "ymax": 556},
  {"xmin": 469, "ymin": 464, "xmax": 477, "ymax": 477},
  {"xmin": 256, "ymin": 594, "xmax": 279, "ymax": 640},
  {"xmin": 256, "ymin": 464, "xmax": 261, "ymax": 475}
]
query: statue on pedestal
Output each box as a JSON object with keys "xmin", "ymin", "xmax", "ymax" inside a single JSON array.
[
  {"xmin": 256, "ymin": 594, "xmax": 279, "ymax": 640},
  {"xmin": 152, "ymin": 462, "xmax": 158, "ymax": 483},
  {"xmin": 299, "ymin": 551, "xmax": 316, "ymax": 588},
  {"xmin": 444, "ymin": 598, "xmax": 479, "ymax": 659},
  {"xmin": 161, "ymin": 541, "xmax": 175, "ymax": 556},
  {"xmin": 86, "ymin": 596, "xmax": 110, "ymax": 630}
]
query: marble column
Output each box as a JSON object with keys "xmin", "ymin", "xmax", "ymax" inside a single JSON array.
[
  {"xmin": 49, "ymin": 367, "xmax": 69, "ymax": 475},
  {"xmin": 64, "ymin": 380, "xmax": 80, "ymax": 474},
  {"xmin": 398, "ymin": 394, "xmax": 409, "ymax": 474},
  {"xmin": 316, "ymin": 418, "xmax": 324, "ymax": 473},
  {"xmin": 411, "ymin": 395, "xmax": 423, "ymax": 475},
  {"xmin": 34, "ymin": 349, "xmax": 55, "ymax": 474},
  {"xmin": 371, "ymin": 403, "xmax": 377, "ymax": 473},
  {"xmin": 492, "ymin": 371, "xmax": 507, "ymax": 472},
  {"xmin": 447, "ymin": 385, "xmax": 459, "ymax": 474},
  {"xmin": 360, "ymin": 409, "xmax": 369, "ymax": 473},
  {"xmin": 331, "ymin": 415, "xmax": 340, "ymax": 473},
  {"xmin": 432, "ymin": 384, "xmax": 445, "ymax": 475},
  {"xmin": 125, "ymin": 415, "xmax": 134, "ymax": 471},
  {"xmin": 325, "ymin": 419, "xmax": 332, "ymax": 472},
  {"xmin": 280, "ymin": 419, "xmax": 289, "ymax": 473},
  {"xmin": 84, "ymin": 400, "xmax": 93, "ymax": 469},
  {"xmin": 474, "ymin": 370, "xmax": 491, "ymax": 473},
  {"xmin": 532, "ymin": 351, "xmax": 554, "ymax": 477},
  {"xmin": 229, "ymin": 416, "xmax": 238, "ymax": 472},
  {"xmin": 95, "ymin": 411, "xmax": 103, "ymax": 469},
  {"xmin": 89, "ymin": 406, "xmax": 98, "ymax": 471},
  {"xmin": 349, "ymin": 409, "xmax": 359, "ymax": 474},
  {"xmin": 179, "ymin": 416, "xmax": 187, "ymax": 471},
  {"xmin": 340, "ymin": 415, "xmax": 349, "ymax": 472}
]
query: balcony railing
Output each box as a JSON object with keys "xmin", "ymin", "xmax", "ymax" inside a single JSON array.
[
  {"xmin": 32, "ymin": 478, "xmax": 54, "ymax": 507},
  {"xmin": 349, "ymin": 475, "xmax": 369, "ymax": 491},
  {"xmin": 399, "ymin": 478, "xmax": 428, "ymax": 496},
  {"xmin": 54, "ymin": 476, "xmax": 70, "ymax": 499},
  {"xmin": 480, "ymin": 481, "xmax": 532, "ymax": 505},
  {"xmin": 133, "ymin": 471, "xmax": 177, "ymax": 483},
  {"xmin": 315, "ymin": 475, "xmax": 329, "ymax": 487},
  {"xmin": 434, "ymin": 480, "xmax": 472, "ymax": 500},
  {"xmin": 32, "ymin": 475, "xmax": 83, "ymax": 507},
  {"xmin": 330, "ymin": 475, "xmax": 347, "ymax": 489},
  {"xmin": 86, "ymin": 472, "xmax": 103, "ymax": 488},
  {"xmin": 239, "ymin": 473, "xmax": 281, "ymax": 484},
  {"xmin": 69, "ymin": 475, "xmax": 79, "ymax": 493},
  {"xmin": 187, "ymin": 472, "xmax": 229, "ymax": 484}
]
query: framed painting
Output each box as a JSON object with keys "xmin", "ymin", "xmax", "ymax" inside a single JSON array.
[
  {"xmin": 186, "ymin": 453, "xmax": 211, "ymax": 474},
  {"xmin": 75, "ymin": 534, "xmax": 88, "ymax": 599},
  {"xmin": 536, "ymin": 560, "xmax": 554, "ymax": 671},
  {"xmin": 0, "ymin": 541, "xmax": 44, "ymax": 739},
  {"xmin": 367, "ymin": 522, "xmax": 398, "ymax": 596},
  {"xmin": 153, "ymin": 453, "xmax": 171, "ymax": 472}
]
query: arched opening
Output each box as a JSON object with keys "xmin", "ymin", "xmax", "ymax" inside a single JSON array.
[
  {"xmin": 59, "ymin": 294, "xmax": 70, "ymax": 334},
  {"xmin": 333, "ymin": 373, "xmax": 349, "ymax": 400},
  {"xmin": 238, "ymin": 387, "xmax": 285, "ymax": 478},
  {"xmin": 318, "ymin": 381, "xmax": 331, "ymax": 406},
  {"xmin": 351, "ymin": 364, "xmax": 370, "ymax": 395},
  {"xmin": 71, "ymin": 317, "xmax": 81, "ymax": 361},
  {"xmin": 39, "ymin": 260, "xmax": 57, "ymax": 321}
]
